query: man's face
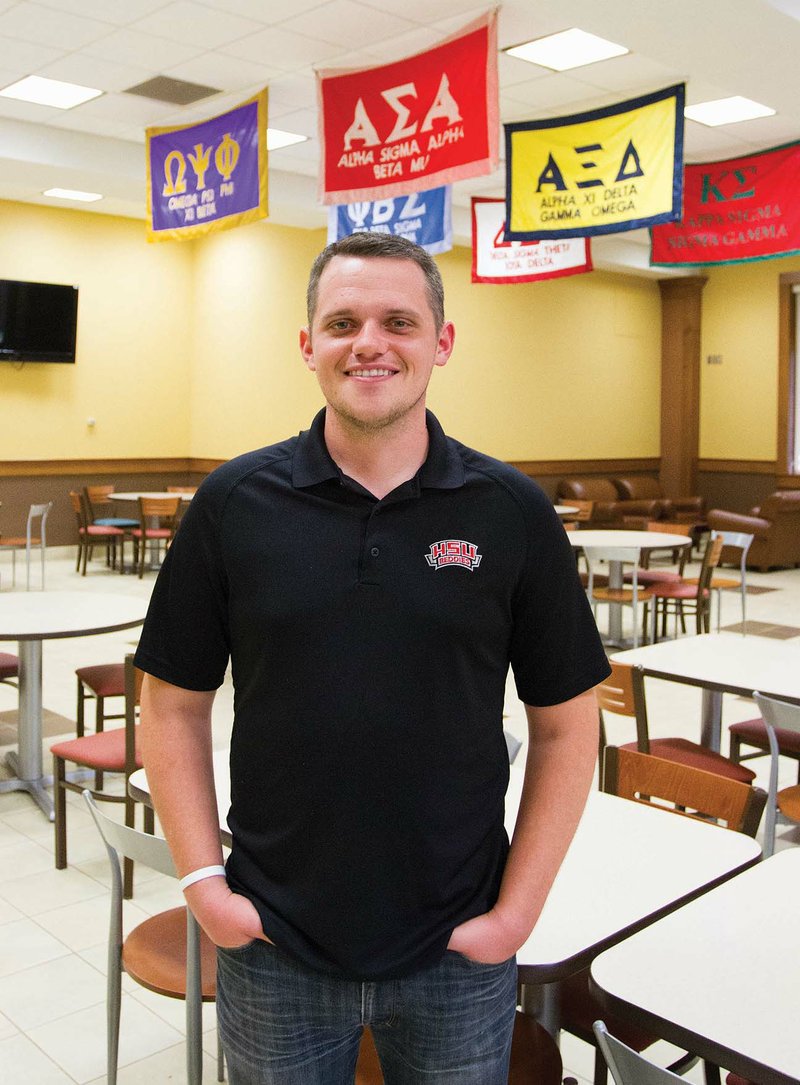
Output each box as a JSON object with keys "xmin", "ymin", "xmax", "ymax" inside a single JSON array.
[{"xmin": 300, "ymin": 255, "xmax": 454, "ymax": 435}]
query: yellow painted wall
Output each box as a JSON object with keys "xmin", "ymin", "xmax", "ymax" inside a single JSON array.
[
  {"xmin": 700, "ymin": 252, "xmax": 800, "ymax": 461},
  {"xmin": 0, "ymin": 201, "xmax": 194, "ymax": 460},
  {"xmin": 190, "ymin": 224, "xmax": 662, "ymax": 461},
  {"xmin": 0, "ymin": 199, "xmax": 662, "ymax": 464}
]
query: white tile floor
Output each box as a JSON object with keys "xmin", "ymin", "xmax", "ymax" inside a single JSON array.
[{"xmin": 1, "ymin": 546, "xmax": 798, "ymax": 1084}]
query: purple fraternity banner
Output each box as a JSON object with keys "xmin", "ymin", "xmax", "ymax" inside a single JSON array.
[{"xmin": 146, "ymin": 89, "xmax": 268, "ymax": 241}]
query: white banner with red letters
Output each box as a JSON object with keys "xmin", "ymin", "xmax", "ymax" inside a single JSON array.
[
  {"xmin": 316, "ymin": 10, "xmax": 498, "ymax": 205},
  {"xmin": 471, "ymin": 197, "xmax": 592, "ymax": 283}
]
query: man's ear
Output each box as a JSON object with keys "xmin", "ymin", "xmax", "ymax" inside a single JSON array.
[
  {"xmin": 434, "ymin": 321, "xmax": 455, "ymax": 368},
  {"xmin": 299, "ymin": 327, "xmax": 315, "ymax": 371}
]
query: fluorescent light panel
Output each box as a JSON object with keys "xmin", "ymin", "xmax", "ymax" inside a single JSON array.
[
  {"xmin": 44, "ymin": 188, "xmax": 103, "ymax": 203},
  {"xmin": 684, "ymin": 96, "xmax": 776, "ymax": 126},
  {"xmin": 505, "ymin": 28, "xmax": 629, "ymax": 71},
  {"xmin": 267, "ymin": 127, "xmax": 307, "ymax": 151},
  {"xmin": 0, "ymin": 75, "xmax": 102, "ymax": 109}
]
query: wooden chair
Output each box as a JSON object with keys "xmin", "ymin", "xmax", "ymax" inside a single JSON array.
[
  {"xmin": 51, "ymin": 655, "xmax": 150, "ymax": 898},
  {"xmin": 76, "ymin": 661, "xmax": 126, "ymax": 788},
  {"xmin": 355, "ymin": 1010, "xmax": 564, "ymax": 1084},
  {"xmin": 584, "ymin": 546, "xmax": 652, "ymax": 649},
  {"xmin": 0, "ymin": 500, "xmax": 52, "ymax": 589},
  {"xmin": 559, "ymin": 749, "xmax": 766, "ymax": 1085},
  {"xmin": 687, "ymin": 529, "xmax": 754, "ymax": 633},
  {"xmin": 83, "ymin": 484, "xmax": 140, "ymax": 532},
  {"xmin": 648, "ymin": 535, "xmax": 724, "ymax": 641},
  {"xmin": 751, "ymin": 692, "xmax": 800, "ymax": 856},
  {"xmin": 83, "ymin": 792, "xmax": 223, "ymax": 1085},
  {"xmin": 597, "ymin": 660, "xmax": 757, "ymax": 790},
  {"xmin": 131, "ymin": 495, "xmax": 181, "ymax": 577},
  {"xmin": 70, "ymin": 490, "xmax": 125, "ymax": 574}
]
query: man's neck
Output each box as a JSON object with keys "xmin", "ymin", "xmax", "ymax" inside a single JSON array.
[{"xmin": 324, "ymin": 408, "xmax": 429, "ymax": 500}]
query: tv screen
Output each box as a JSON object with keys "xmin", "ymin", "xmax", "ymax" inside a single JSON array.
[{"xmin": 0, "ymin": 278, "xmax": 79, "ymax": 363}]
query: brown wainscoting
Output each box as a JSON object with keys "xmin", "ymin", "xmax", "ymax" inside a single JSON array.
[
  {"xmin": 0, "ymin": 460, "xmax": 214, "ymax": 548},
  {"xmin": 507, "ymin": 459, "xmax": 661, "ymax": 501},
  {"xmin": 696, "ymin": 461, "xmax": 780, "ymax": 515}
]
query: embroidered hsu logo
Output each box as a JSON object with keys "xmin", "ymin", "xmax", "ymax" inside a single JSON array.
[{"xmin": 425, "ymin": 539, "xmax": 483, "ymax": 571}]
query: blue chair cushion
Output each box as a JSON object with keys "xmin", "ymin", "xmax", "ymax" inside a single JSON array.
[{"xmin": 94, "ymin": 517, "xmax": 139, "ymax": 528}]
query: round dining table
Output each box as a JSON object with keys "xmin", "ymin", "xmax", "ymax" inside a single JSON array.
[
  {"xmin": 0, "ymin": 591, "xmax": 147, "ymax": 818},
  {"xmin": 568, "ymin": 528, "xmax": 692, "ymax": 645}
]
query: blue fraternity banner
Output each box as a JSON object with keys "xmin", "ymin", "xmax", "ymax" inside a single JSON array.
[
  {"xmin": 504, "ymin": 84, "xmax": 684, "ymax": 240},
  {"xmin": 146, "ymin": 89, "xmax": 268, "ymax": 242},
  {"xmin": 326, "ymin": 186, "xmax": 452, "ymax": 254}
]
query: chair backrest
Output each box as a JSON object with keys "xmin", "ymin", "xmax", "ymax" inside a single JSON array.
[
  {"xmin": 593, "ymin": 1021, "xmax": 686, "ymax": 1085},
  {"xmin": 83, "ymin": 484, "xmax": 115, "ymax": 519},
  {"xmin": 583, "ymin": 546, "xmax": 643, "ymax": 605},
  {"xmin": 124, "ymin": 653, "xmax": 144, "ymax": 776},
  {"xmin": 603, "ymin": 745, "xmax": 766, "ymax": 837},
  {"xmin": 138, "ymin": 495, "xmax": 181, "ymax": 519},
  {"xmin": 27, "ymin": 501, "xmax": 52, "ymax": 543},
  {"xmin": 84, "ymin": 788, "xmax": 176, "ymax": 879},
  {"xmin": 166, "ymin": 485, "xmax": 197, "ymax": 494},
  {"xmin": 711, "ymin": 529, "xmax": 754, "ymax": 573},
  {"xmin": 596, "ymin": 662, "xmax": 650, "ymax": 781},
  {"xmin": 68, "ymin": 490, "xmax": 85, "ymax": 526},
  {"xmin": 752, "ymin": 692, "xmax": 800, "ymax": 856},
  {"xmin": 697, "ymin": 534, "xmax": 724, "ymax": 589},
  {"xmin": 568, "ymin": 498, "xmax": 594, "ymax": 522}
]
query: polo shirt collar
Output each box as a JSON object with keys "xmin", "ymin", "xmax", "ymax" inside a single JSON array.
[{"xmin": 292, "ymin": 408, "xmax": 465, "ymax": 491}]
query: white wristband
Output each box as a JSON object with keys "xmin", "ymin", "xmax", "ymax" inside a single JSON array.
[{"xmin": 179, "ymin": 865, "xmax": 227, "ymax": 892}]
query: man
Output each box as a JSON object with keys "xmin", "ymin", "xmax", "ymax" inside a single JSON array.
[{"xmin": 137, "ymin": 232, "xmax": 609, "ymax": 1084}]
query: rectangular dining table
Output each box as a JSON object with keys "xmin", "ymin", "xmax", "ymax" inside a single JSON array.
[
  {"xmin": 590, "ymin": 847, "xmax": 800, "ymax": 1085},
  {"xmin": 612, "ymin": 632, "xmax": 800, "ymax": 751},
  {"xmin": 129, "ymin": 754, "xmax": 761, "ymax": 1035}
]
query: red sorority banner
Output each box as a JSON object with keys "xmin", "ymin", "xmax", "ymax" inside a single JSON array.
[
  {"xmin": 651, "ymin": 141, "xmax": 800, "ymax": 265},
  {"xmin": 316, "ymin": 10, "xmax": 498, "ymax": 205}
]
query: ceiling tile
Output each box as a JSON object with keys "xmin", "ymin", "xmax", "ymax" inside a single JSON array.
[
  {"xmin": 73, "ymin": 90, "xmax": 180, "ymax": 127},
  {"xmin": 36, "ymin": 53, "xmax": 153, "ymax": 93},
  {"xmin": 130, "ymin": 1, "xmax": 266, "ymax": 49},
  {"xmin": 279, "ymin": 1, "xmax": 417, "ymax": 50},
  {"xmin": 35, "ymin": 0, "xmax": 167, "ymax": 22},
  {"xmin": 0, "ymin": 96, "xmax": 63, "ymax": 124},
  {"xmin": 0, "ymin": 36, "xmax": 62, "ymax": 78},
  {"xmin": 0, "ymin": 2, "xmax": 112, "ymax": 49},
  {"xmin": 206, "ymin": 0, "xmax": 322, "ymax": 19},
  {"xmin": 81, "ymin": 27, "xmax": 204, "ymax": 68},
  {"xmin": 221, "ymin": 24, "xmax": 342, "ymax": 69},
  {"xmin": 165, "ymin": 50, "xmax": 282, "ymax": 90},
  {"xmin": 358, "ymin": 26, "xmax": 443, "ymax": 64}
]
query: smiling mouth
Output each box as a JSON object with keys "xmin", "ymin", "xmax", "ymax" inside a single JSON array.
[{"xmin": 346, "ymin": 368, "xmax": 396, "ymax": 378}]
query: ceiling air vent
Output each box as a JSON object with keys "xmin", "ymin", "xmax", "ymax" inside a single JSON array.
[{"xmin": 124, "ymin": 76, "xmax": 220, "ymax": 106}]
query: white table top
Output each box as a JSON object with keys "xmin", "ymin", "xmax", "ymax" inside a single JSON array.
[
  {"xmin": 567, "ymin": 529, "xmax": 692, "ymax": 551},
  {"xmin": 110, "ymin": 491, "xmax": 192, "ymax": 502},
  {"xmin": 0, "ymin": 591, "xmax": 147, "ymax": 641},
  {"xmin": 613, "ymin": 632, "xmax": 800, "ymax": 704},
  {"xmin": 553, "ymin": 505, "xmax": 579, "ymax": 516},
  {"xmin": 591, "ymin": 848, "xmax": 800, "ymax": 1084},
  {"xmin": 130, "ymin": 752, "xmax": 760, "ymax": 982}
]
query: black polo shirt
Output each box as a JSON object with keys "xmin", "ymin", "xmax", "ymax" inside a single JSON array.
[{"xmin": 135, "ymin": 409, "xmax": 609, "ymax": 980}]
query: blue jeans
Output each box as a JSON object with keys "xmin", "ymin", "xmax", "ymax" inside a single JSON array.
[{"xmin": 216, "ymin": 940, "xmax": 517, "ymax": 1084}]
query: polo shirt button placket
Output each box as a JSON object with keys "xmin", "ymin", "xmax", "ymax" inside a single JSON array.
[{"xmin": 370, "ymin": 547, "xmax": 380, "ymax": 557}]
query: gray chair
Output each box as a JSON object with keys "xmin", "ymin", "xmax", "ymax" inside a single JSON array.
[
  {"xmin": 0, "ymin": 501, "xmax": 52, "ymax": 589},
  {"xmin": 752, "ymin": 692, "xmax": 800, "ymax": 856},
  {"xmin": 83, "ymin": 791, "xmax": 223, "ymax": 1085},
  {"xmin": 592, "ymin": 1021, "xmax": 692, "ymax": 1085},
  {"xmin": 708, "ymin": 529, "xmax": 754, "ymax": 632}
]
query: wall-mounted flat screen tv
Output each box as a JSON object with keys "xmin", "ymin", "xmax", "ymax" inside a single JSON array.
[{"xmin": 0, "ymin": 278, "xmax": 79, "ymax": 363}]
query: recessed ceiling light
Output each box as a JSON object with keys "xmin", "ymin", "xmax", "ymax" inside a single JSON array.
[
  {"xmin": 43, "ymin": 188, "xmax": 103, "ymax": 203},
  {"xmin": 0, "ymin": 75, "xmax": 102, "ymax": 109},
  {"xmin": 267, "ymin": 128, "xmax": 307, "ymax": 151},
  {"xmin": 684, "ymin": 96, "xmax": 776, "ymax": 127},
  {"xmin": 504, "ymin": 28, "xmax": 629, "ymax": 71}
]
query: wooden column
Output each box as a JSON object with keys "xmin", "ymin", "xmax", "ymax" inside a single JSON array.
[{"xmin": 658, "ymin": 276, "xmax": 707, "ymax": 497}]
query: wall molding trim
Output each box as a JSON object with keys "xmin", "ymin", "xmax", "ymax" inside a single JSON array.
[
  {"xmin": 697, "ymin": 459, "xmax": 777, "ymax": 475},
  {"xmin": 508, "ymin": 458, "xmax": 660, "ymax": 478}
]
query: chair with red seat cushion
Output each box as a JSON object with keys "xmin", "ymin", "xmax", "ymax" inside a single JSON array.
[
  {"xmin": 560, "ymin": 761, "xmax": 765, "ymax": 1085},
  {"xmin": 729, "ymin": 717, "xmax": 800, "ymax": 786},
  {"xmin": 597, "ymin": 660, "xmax": 756, "ymax": 794},
  {"xmin": 648, "ymin": 535, "xmax": 724, "ymax": 641},
  {"xmin": 70, "ymin": 490, "xmax": 125, "ymax": 575},
  {"xmin": 76, "ymin": 662, "xmax": 126, "ymax": 788},
  {"xmin": 130, "ymin": 495, "xmax": 181, "ymax": 578},
  {"xmin": 0, "ymin": 651, "xmax": 19, "ymax": 687},
  {"xmin": 51, "ymin": 655, "xmax": 149, "ymax": 898}
]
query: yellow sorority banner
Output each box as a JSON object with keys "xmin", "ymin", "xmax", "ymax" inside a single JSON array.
[{"xmin": 504, "ymin": 84, "xmax": 684, "ymax": 240}]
